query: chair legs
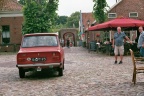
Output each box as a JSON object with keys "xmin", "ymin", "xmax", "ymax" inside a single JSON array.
[
  {"xmin": 132, "ymin": 73, "xmax": 134, "ymax": 82},
  {"xmin": 132, "ymin": 71, "xmax": 136, "ymax": 85}
]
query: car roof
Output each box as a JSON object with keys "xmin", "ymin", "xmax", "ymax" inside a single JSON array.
[{"xmin": 24, "ymin": 33, "xmax": 58, "ymax": 36}]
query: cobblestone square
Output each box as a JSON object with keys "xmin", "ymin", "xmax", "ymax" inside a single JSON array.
[{"xmin": 0, "ymin": 47, "xmax": 144, "ymax": 96}]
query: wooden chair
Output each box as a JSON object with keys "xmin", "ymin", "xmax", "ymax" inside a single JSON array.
[{"xmin": 129, "ymin": 49, "xmax": 144, "ymax": 84}]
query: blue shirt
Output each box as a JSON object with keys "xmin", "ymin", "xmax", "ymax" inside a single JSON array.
[
  {"xmin": 114, "ymin": 32, "xmax": 126, "ymax": 46},
  {"xmin": 138, "ymin": 31, "xmax": 144, "ymax": 48}
]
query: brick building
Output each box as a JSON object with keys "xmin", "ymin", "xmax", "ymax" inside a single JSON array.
[
  {"xmin": 107, "ymin": 0, "xmax": 144, "ymax": 42},
  {"xmin": 108, "ymin": 0, "xmax": 144, "ymax": 20},
  {"xmin": 82, "ymin": 13, "xmax": 95, "ymax": 30},
  {"xmin": 0, "ymin": 0, "xmax": 23, "ymax": 52},
  {"xmin": 86, "ymin": 0, "xmax": 144, "ymax": 49},
  {"xmin": 79, "ymin": 12, "xmax": 96, "ymax": 48}
]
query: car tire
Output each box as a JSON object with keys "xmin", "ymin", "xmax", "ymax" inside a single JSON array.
[
  {"xmin": 63, "ymin": 60, "xmax": 65, "ymax": 70},
  {"xmin": 19, "ymin": 68, "xmax": 25, "ymax": 78},
  {"xmin": 58, "ymin": 68, "xmax": 63, "ymax": 76},
  {"xmin": 63, "ymin": 64, "xmax": 64, "ymax": 70}
]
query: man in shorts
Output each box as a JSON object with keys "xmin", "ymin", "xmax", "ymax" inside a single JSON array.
[{"xmin": 112, "ymin": 27, "xmax": 132, "ymax": 64}]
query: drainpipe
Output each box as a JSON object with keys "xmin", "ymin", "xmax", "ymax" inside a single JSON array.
[{"xmin": 80, "ymin": 10, "xmax": 83, "ymax": 34}]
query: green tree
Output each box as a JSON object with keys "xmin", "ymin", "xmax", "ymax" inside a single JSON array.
[
  {"xmin": 66, "ymin": 12, "xmax": 80, "ymax": 28},
  {"xmin": 22, "ymin": 0, "xmax": 59, "ymax": 34},
  {"xmin": 45, "ymin": 0, "xmax": 59, "ymax": 26},
  {"xmin": 93, "ymin": 0, "xmax": 109, "ymax": 23},
  {"xmin": 18, "ymin": 0, "xmax": 46, "ymax": 5},
  {"xmin": 56, "ymin": 16, "xmax": 68, "ymax": 25},
  {"xmin": 18, "ymin": 0, "xmax": 26, "ymax": 5}
]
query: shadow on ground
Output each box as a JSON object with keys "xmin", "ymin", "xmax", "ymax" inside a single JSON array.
[{"xmin": 24, "ymin": 69, "xmax": 61, "ymax": 80}]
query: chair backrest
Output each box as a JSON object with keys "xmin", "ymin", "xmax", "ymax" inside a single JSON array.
[{"xmin": 129, "ymin": 49, "xmax": 136, "ymax": 69}]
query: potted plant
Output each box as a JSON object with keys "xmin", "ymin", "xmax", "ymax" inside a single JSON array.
[{"xmin": 96, "ymin": 33, "xmax": 100, "ymax": 37}]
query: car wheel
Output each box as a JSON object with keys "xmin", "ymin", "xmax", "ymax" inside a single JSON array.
[
  {"xmin": 58, "ymin": 68, "xmax": 63, "ymax": 76},
  {"xmin": 19, "ymin": 68, "xmax": 25, "ymax": 78},
  {"xmin": 63, "ymin": 60, "xmax": 64, "ymax": 70},
  {"xmin": 63, "ymin": 64, "xmax": 64, "ymax": 70}
]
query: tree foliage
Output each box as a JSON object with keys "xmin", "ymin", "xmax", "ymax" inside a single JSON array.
[
  {"xmin": 56, "ymin": 16, "xmax": 68, "ymax": 25},
  {"xmin": 18, "ymin": 0, "xmax": 26, "ymax": 5},
  {"xmin": 66, "ymin": 12, "xmax": 80, "ymax": 28},
  {"xmin": 22, "ymin": 0, "xmax": 59, "ymax": 34},
  {"xmin": 93, "ymin": 0, "xmax": 109, "ymax": 23},
  {"xmin": 18, "ymin": 0, "xmax": 47, "ymax": 6}
]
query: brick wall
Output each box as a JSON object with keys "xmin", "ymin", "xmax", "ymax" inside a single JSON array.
[
  {"xmin": 0, "ymin": 16, "xmax": 23, "ymax": 52},
  {"xmin": 82, "ymin": 13, "xmax": 95, "ymax": 29},
  {"xmin": 108, "ymin": 0, "xmax": 144, "ymax": 20}
]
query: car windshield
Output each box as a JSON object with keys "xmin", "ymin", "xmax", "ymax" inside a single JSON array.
[{"xmin": 22, "ymin": 35, "xmax": 58, "ymax": 47}]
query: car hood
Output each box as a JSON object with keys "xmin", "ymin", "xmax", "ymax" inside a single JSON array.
[{"xmin": 18, "ymin": 47, "xmax": 61, "ymax": 53}]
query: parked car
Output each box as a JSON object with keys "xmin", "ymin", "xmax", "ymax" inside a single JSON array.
[{"xmin": 16, "ymin": 33, "xmax": 65, "ymax": 78}]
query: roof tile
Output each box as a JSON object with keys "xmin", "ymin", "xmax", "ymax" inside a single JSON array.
[{"xmin": 0, "ymin": 0, "xmax": 22, "ymax": 12}]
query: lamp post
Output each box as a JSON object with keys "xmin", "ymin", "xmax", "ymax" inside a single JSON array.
[
  {"xmin": 87, "ymin": 20, "xmax": 90, "ymax": 28},
  {"xmin": 87, "ymin": 20, "xmax": 90, "ymax": 49},
  {"xmin": 82, "ymin": 25, "xmax": 86, "ymax": 47}
]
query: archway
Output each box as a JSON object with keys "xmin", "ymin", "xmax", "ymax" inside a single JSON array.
[
  {"xmin": 63, "ymin": 32, "xmax": 75, "ymax": 47},
  {"xmin": 59, "ymin": 28, "xmax": 78, "ymax": 47}
]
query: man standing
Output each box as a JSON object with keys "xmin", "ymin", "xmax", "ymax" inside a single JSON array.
[
  {"xmin": 137, "ymin": 26, "xmax": 144, "ymax": 57},
  {"xmin": 66, "ymin": 38, "xmax": 70, "ymax": 48},
  {"xmin": 112, "ymin": 27, "xmax": 132, "ymax": 64}
]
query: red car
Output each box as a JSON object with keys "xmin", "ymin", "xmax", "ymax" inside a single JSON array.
[{"xmin": 16, "ymin": 33, "xmax": 65, "ymax": 78}]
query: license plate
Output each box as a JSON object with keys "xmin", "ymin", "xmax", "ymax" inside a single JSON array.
[
  {"xmin": 31, "ymin": 57, "xmax": 46, "ymax": 62},
  {"xmin": 37, "ymin": 67, "xmax": 42, "ymax": 71}
]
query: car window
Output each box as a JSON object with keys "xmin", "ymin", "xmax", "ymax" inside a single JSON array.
[{"xmin": 22, "ymin": 35, "xmax": 58, "ymax": 47}]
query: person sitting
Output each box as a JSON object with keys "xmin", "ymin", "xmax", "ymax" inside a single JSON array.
[
  {"xmin": 96, "ymin": 39, "xmax": 101, "ymax": 48},
  {"xmin": 104, "ymin": 38, "xmax": 110, "ymax": 44}
]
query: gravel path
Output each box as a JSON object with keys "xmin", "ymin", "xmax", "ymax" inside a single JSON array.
[{"xmin": 0, "ymin": 47, "xmax": 144, "ymax": 96}]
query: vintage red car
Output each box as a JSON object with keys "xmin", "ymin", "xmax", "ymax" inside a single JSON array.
[{"xmin": 16, "ymin": 33, "xmax": 65, "ymax": 78}]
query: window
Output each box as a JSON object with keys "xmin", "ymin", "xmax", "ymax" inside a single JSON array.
[
  {"xmin": 129, "ymin": 12, "xmax": 138, "ymax": 17},
  {"xmin": 108, "ymin": 13, "xmax": 117, "ymax": 18},
  {"xmin": 2, "ymin": 25, "xmax": 10, "ymax": 44},
  {"xmin": 103, "ymin": 32, "xmax": 110, "ymax": 41},
  {"xmin": 131, "ymin": 30, "xmax": 137, "ymax": 42},
  {"xmin": 22, "ymin": 35, "xmax": 58, "ymax": 47},
  {"xmin": 125, "ymin": 31, "xmax": 130, "ymax": 41}
]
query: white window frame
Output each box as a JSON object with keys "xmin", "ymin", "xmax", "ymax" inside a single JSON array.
[
  {"xmin": 129, "ymin": 12, "xmax": 138, "ymax": 17},
  {"xmin": 2, "ymin": 25, "xmax": 10, "ymax": 44},
  {"xmin": 108, "ymin": 13, "xmax": 117, "ymax": 18},
  {"xmin": 130, "ymin": 30, "xmax": 137, "ymax": 43}
]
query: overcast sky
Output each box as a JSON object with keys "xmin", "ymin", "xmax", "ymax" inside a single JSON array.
[{"xmin": 57, "ymin": 0, "xmax": 117, "ymax": 16}]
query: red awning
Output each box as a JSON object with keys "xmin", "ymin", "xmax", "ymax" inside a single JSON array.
[{"xmin": 88, "ymin": 17, "xmax": 144, "ymax": 31}]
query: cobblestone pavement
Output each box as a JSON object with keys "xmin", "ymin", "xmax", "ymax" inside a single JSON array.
[{"xmin": 0, "ymin": 47, "xmax": 144, "ymax": 96}]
